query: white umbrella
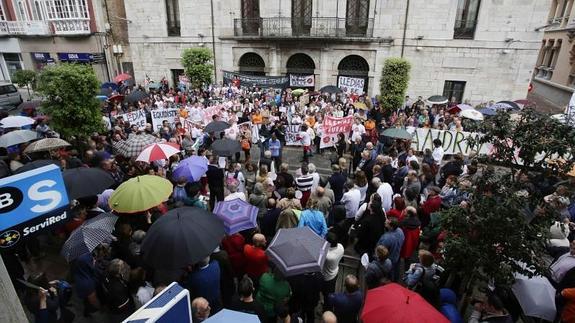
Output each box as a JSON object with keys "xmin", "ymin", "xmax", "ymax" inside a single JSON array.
[
  {"xmin": 0, "ymin": 116, "xmax": 35, "ymax": 128},
  {"xmin": 511, "ymin": 273, "xmax": 556, "ymax": 321},
  {"xmin": 23, "ymin": 138, "xmax": 70, "ymax": 153},
  {"xmin": 460, "ymin": 109, "xmax": 484, "ymax": 121},
  {"xmin": 0, "ymin": 130, "xmax": 37, "ymax": 147}
]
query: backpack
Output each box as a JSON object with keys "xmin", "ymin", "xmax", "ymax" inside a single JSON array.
[{"xmin": 411, "ymin": 265, "xmax": 441, "ymax": 308}]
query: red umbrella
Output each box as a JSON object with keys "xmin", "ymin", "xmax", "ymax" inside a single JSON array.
[
  {"xmin": 361, "ymin": 283, "xmax": 449, "ymax": 323},
  {"xmin": 136, "ymin": 142, "xmax": 180, "ymax": 163},
  {"xmin": 114, "ymin": 73, "xmax": 132, "ymax": 83},
  {"xmin": 108, "ymin": 94, "xmax": 125, "ymax": 102}
]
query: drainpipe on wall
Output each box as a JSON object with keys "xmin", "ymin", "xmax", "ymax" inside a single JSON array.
[
  {"xmin": 401, "ymin": 0, "xmax": 410, "ymax": 58},
  {"xmin": 210, "ymin": 0, "xmax": 217, "ymax": 83}
]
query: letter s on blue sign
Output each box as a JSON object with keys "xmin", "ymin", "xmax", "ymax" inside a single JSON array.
[{"xmin": 28, "ymin": 180, "xmax": 62, "ymax": 213}]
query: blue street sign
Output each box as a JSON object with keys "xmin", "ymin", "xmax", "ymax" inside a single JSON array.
[
  {"xmin": 57, "ymin": 53, "xmax": 94, "ymax": 63},
  {"xmin": 0, "ymin": 164, "xmax": 68, "ymax": 231},
  {"xmin": 124, "ymin": 282, "xmax": 192, "ymax": 323}
]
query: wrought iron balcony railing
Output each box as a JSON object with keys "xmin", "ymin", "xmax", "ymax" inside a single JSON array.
[{"xmin": 233, "ymin": 17, "xmax": 374, "ymax": 39}]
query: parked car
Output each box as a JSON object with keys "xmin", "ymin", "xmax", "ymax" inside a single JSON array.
[{"xmin": 0, "ymin": 82, "xmax": 23, "ymax": 108}]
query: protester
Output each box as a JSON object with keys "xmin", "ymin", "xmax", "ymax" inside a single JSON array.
[{"xmin": 326, "ymin": 275, "xmax": 363, "ymax": 323}]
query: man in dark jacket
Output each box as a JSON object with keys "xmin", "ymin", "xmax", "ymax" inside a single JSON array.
[
  {"xmin": 328, "ymin": 165, "xmax": 347, "ymax": 204},
  {"xmin": 326, "ymin": 275, "xmax": 363, "ymax": 323},
  {"xmin": 206, "ymin": 155, "xmax": 224, "ymax": 211}
]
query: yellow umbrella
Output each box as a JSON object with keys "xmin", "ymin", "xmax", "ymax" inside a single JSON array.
[
  {"xmin": 353, "ymin": 102, "xmax": 368, "ymax": 110},
  {"xmin": 108, "ymin": 175, "xmax": 173, "ymax": 213}
]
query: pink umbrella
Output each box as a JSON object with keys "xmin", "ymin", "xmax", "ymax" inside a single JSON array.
[{"xmin": 136, "ymin": 142, "xmax": 180, "ymax": 163}]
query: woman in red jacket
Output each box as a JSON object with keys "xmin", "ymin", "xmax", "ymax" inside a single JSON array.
[{"xmin": 399, "ymin": 206, "xmax": 421, "ymax": 268}]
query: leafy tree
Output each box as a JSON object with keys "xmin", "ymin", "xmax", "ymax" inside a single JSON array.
[
  {"xmin": 379, "ymin": 58, "xmax": 411, "ymax": 112},
  {"xmin": 181, "ymin": 48, "xmax": 213, "ymax": 89},
  {"xmin": 11, "ymin": 69, "xmax": 37, "ymax": 100},
  {"xmin": 441, "ymin": 108, "xmax": 575, "ymax": 293},
  {"xmin": 36, "ymin": 63, "xmax": 103, "ymax": 140}
]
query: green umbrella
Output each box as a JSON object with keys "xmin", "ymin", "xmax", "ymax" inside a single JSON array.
[
  {"xmin": 382, "ymin": 128, "xmax": 413, "ymax": 140},
  {"xmin": 108, "ymin": 175, "xmax": 173, "ymax": 213},
  {"xmin": 291, "ymin": 89, "xmax": 306, "ymax": 96}
]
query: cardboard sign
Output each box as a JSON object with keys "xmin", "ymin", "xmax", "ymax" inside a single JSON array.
[
  {"xmin": 117, "ymin": 110, "xmax": 147, "ymax": 129},
  {"xmin": 151, "ymin": 108, "xmax": 180, "ymax": 132},
  {"xmin": 285, "ymin": 125, "xmax": 302, "ymax": 146},
  {"xmin": 338, "ymin": 76, "xmax": 365, "ymax": 95},
  {"xmin": 320, "ymin": 116, "xmax": 353, "ymax": 148},
  {"xmin": 0, "ymin": 165, "xmax": 69, "ymax": 248}
]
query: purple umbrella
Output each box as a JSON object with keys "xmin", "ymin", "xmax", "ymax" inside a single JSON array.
[
  {"xmin": 213, "ymin": 198, "xmax": 258, "ymax": 235},
  {"xmin": 172, "ymin": 156, "xmax": 208, "ymax": 182}
]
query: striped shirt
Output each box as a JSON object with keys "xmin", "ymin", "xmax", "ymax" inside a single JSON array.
[{"xmin": 296, "ymin": 174, "xmax": 314, "ymax": 192}]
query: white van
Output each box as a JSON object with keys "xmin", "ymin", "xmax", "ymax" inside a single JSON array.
[{"xmin": 0, "ymin": 83, "xmax": 23, "ymax": 107}]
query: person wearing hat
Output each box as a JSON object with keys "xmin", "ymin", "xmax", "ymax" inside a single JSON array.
[{"xmin": 420, "ymin": 186, "xmax": 442, "ymax": 228}]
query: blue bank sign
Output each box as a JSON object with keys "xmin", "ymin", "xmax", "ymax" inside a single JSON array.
[{"xmin": 0, "ymin": 165, "xmax": 69, "ymax": 248}]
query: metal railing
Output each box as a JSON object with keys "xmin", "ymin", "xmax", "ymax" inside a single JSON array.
[
  {"xmin": 0, "ymin": 20, "xmax": 51, "ymax": 36},
  {"xmin": 453, "ymin": 19, "xmax": 477, "ymax": 39},
  {"xmin": 233, "ymin": 17, "xmax": 374, "ymax": 38},
  {"xmin": 51, "ymin": 18, "xmax": 90, "ymax": 35},
  {"xmin": 0, "ymin": 19, "xmax": 90, "ymax": 36}
]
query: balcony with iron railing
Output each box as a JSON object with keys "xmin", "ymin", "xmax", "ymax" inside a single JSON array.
[
  {"xmin": 232, "ymin": 17, "xmax": 374, "ymax": 40},
  {"xmin": 0, "ymin": 18, "xmax": 90, "ymax": 36}
]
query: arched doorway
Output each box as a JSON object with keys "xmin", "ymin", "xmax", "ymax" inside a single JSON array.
[
  {"xmin": 286, "ymin": 53, "xmax": 315, "ymax": 75},
  {"xmin": 238, "ymin": 52, "xmax": 266, "ymax": 76},
  {"xmin": 337, "ymin": 55, "xmax": 369, "ymax": 95}
]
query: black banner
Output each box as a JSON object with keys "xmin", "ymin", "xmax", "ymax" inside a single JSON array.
[{"xmin": 223, "ymin": 71, "xmax": 289, "ymax": 88}]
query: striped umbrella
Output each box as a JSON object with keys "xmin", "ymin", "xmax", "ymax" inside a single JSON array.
[
  {"xmin": 113, "ymin": 134, "xmax": 160, "ymax": 158},
  {"xmin": 136, "ymin": 142, "xmax": 180, "ymax": 163},
  {"xmin": 61, "ymin": 213, "xmax": 118, "ymax": 262}
]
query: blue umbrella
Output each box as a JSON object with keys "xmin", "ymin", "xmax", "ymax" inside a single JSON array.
[
  {"xmin": 478, "ymin": 108, "xmax": 497, "ymax": 116},
  {"xmin": 101, "ymin": 82, "xmax": 119, "ymax": 91},
  {"xmin": 172, "ymin": 156, "xmax": 208, "ymax": 182},
  {"xmin": 96, "ymin": 95, "xmax": 107, "ymax": 101},
  {"xmin": 213, "ymin": 198, "xmax": 258, "ymax": 235},
  {"xmin": 204, "ymin": 309, "xmax": 260, "ymax": 323}
]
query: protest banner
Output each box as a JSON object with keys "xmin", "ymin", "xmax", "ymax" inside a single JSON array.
[
  {"xmin": 223, "ymin": 71, "xmax": 289, "ymax": 88},
  {"xmin": 285, "ymin": 125, "xmax": 302, "ymax": 146},
  {"xmin": 117, "ymin": 110, "xmax": 147, "ymax": 129},
  {"xmin": 151, "ymin": 108, "xmax": 180, "ymax": 132},
  {"xmin": 320, "ymin": 116, "xmax": 353, "ymax": 148},
  {"xmin": 289, "ymin": 74, "xmax": 315, "ymax": 87},
  {"xmin": 338, "ymin": 76, "xmax": 365, "ymax": 95},
  {"xmin": 406, "ymin": 127, "xmax": 492, "ymax": 156},
  {"xmin": 203, "ymin": 105, "xmax": 222, "ymax": 124}
]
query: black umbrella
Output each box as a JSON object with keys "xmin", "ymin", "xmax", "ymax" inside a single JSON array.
[
  {"xmin": 204, "ymin": 121, "xmax": 231, "ymax": 134},
  {"xmin": 427, "ymin": 95, "xmax": 449, "ymax": 105},
  {"xmin": 210, "ymin": 138, "xmax": 241, "ymax": 157},
  {"xmin": 319, "ymin": 85, "xmax": 342, "ymax": 94},
  {"xmin": 63, "ymin": 168, "xmax": 115, "ymax": 200},
  {"xmin": 125, "ymin": 90, "xmax": 149, "ymax": 103},
  {"xmin": 99, "ymin": 88, "xmax": 113, "ymax": 97},
  {"xmin": 141, "ymin": 207, "xmax": 226, "ymax": 269},
  {"xmin": 14, "ymin": 160, "xmax": 60, "ymax": 174}
]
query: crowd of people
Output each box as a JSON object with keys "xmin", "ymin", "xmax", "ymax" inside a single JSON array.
[{"xmin": 1, "ymin": 77, "xmax": 575, "ymax": 323}]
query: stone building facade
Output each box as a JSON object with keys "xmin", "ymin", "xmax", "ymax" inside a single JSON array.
[
  {"xmin": 528, "ymin": 0, "xmax": 575, "ymax": 113},
  {"xmin": 125, "ymin": 0, "xmax": 550, "ymax": 105}
]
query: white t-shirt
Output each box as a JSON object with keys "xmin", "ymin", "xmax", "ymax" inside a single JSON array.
[
  {"xmin": 351, "ymin": 124, "xmax": 366, "ymax": 142},
  {"xmin": 377, "ymin": 182, "xmax": 394, "ymax": 212},
  {"xmin": 433, "ymin": 147, "xmax": 445, "ymax": 165},
  {"xmin": 225, "ymin": 191, "xmax": 247, "ymax": 201},
  {"xmin": 341, "ymin": 188, "xmax": 361, "ymax": 219},
  {"xmin": 322, "ymin": 243, "xmax": 345, "ymax": 281}
]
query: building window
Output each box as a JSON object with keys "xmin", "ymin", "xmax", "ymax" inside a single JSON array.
[
  {"xmin": 165, "ymin": 0, "xmax": 180, "ymax": 36},
  {"xmin": 346, "ymin": 0, "xmax": 369, "ymax": 36},
  {"xmin": 241, "ymin": 0, "xmax": 259, "ymax": 35},
  {"xmin": 43, "ymin": 0, "xmax": 88, "ymax": 20},
  {"xmin": 286, "ymin": 53, "xmax": 315, "ymax": 75},
  {"xmin": 14, "ymin": 0, "xmax": 29, "ymax": 20},
  {"xmin": 292, "ymin": 0, "xmax": 312, "ymax": 36},
  {"xmin": 551, "ymin": 39, "xmax": 563, "ymax": 68},
  {"xmin": 454, "ymin": 0, "xmax": 480, "ymax": 39},
  {"xmin": 31, "ymin": 0, "xmax": 45, "ymax": 20},
  {"xmin": 338, "ymin": 55, "xmax": 369, "ymax": 77},
  {"xmin": 0, "ymin": 1, "xmax": 7, "ymax": 20},
  {"xmin": 238, "ymin": 52, "xmax": 265, "ymax": 76},
  {"xmin": 443, "ymin": 81, "xmax": 466, "ymax": 104}
]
